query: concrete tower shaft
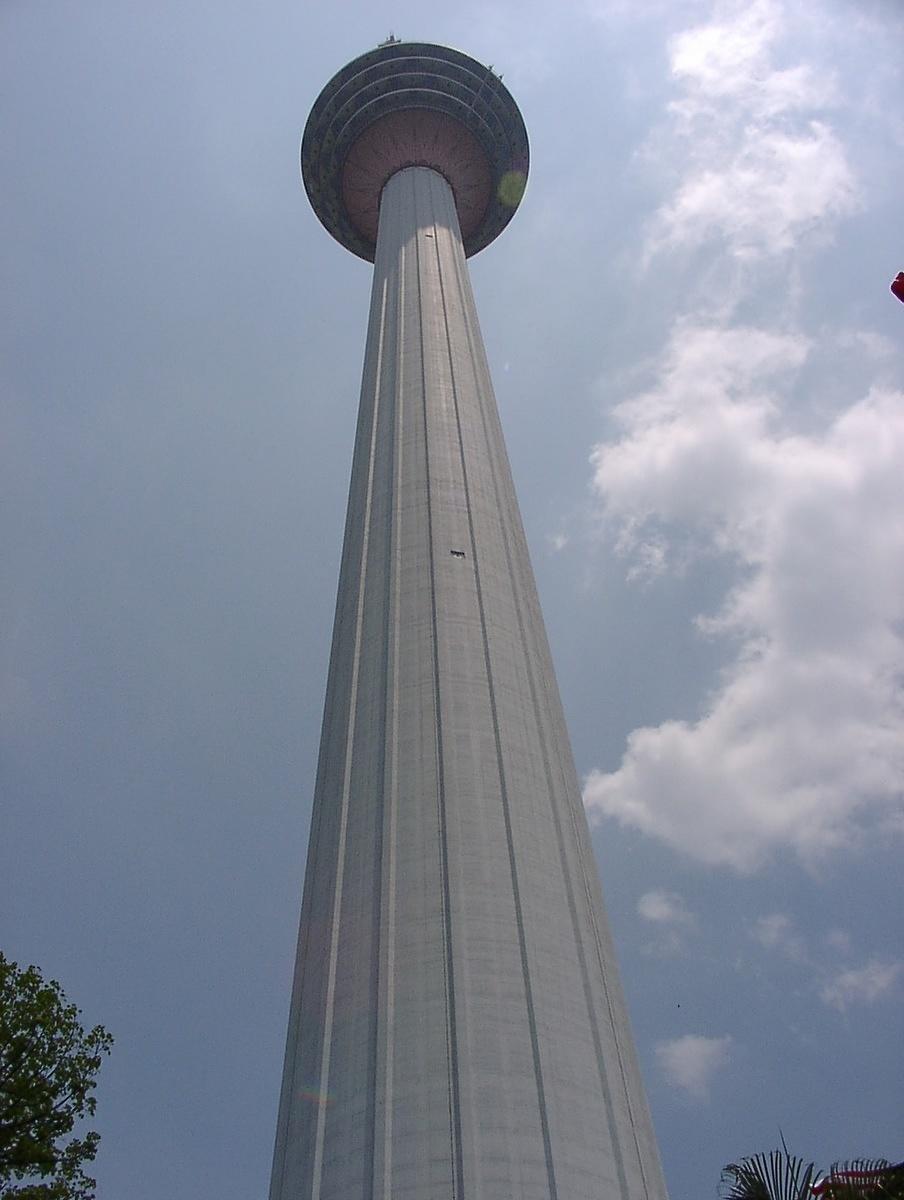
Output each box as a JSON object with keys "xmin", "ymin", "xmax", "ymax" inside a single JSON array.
[{"xmin": 272, "ymin": 43, "xmax": 668, "ymax": 1200}]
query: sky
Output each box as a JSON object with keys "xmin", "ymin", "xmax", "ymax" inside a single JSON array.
[{"xmin": 2, "ymin": 1, "xmax": 902, "ymax": 1197}]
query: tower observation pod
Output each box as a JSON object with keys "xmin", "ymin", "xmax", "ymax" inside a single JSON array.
[{"xmin": 270, "ymin": 41, "xmax": 669, "ymax": 1200}]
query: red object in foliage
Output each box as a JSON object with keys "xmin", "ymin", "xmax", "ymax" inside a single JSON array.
[
  {"xmin": 812, "ymin": 1166, "xmax": 903, "ymax": 1197},
  {"xmin": 891, "ymin": 272, "xmax": 904, "ymax": 303}
]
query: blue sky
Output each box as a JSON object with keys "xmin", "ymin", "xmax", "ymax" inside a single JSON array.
[{"xmin": 2, "ymin": 1, "xmax": 902, "ymax": 1197}]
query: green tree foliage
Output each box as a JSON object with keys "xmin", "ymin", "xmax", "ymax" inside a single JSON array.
[
  {"xmin": 721, "ymin": 1145, "xmax": 818, "ymax": 1200},
  {"xmin": 721, "ymin": 1145, "xmax": 904, "ymax": 1200},
  {"xmin": 0, "ymin": 953, "xmax": 112, "ymax": 1200}
]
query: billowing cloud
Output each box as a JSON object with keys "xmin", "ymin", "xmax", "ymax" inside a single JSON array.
[
  {"xmin": 820, "ymin": 960, "xmax": 902, "ymax": 1013},
  {"xmin": 668, "ymin": 0, "xmax": 817, "ymax": 115},
  {"xmin": 652, "ymin": 123, "xmax": 855, "ymax": 259},
  {"xmin": 644, "ymin": 0, "xmax": 858, "ymax": 262},
  {"xmin": 749, "ymin": 917, "xmax": 902, "ymax": 1015},
  {"xmin": 639, "ymin": 889, "xmax": 696, "ymax": 955},
  {"xmin": 638, "ymin": 889, "xmax": 694, "ymax": 925},
  {"xmin": 752, "ymin": 913, "xmax": 807, "ymax": 963},
  {"xmin": 584, "ymin": 324, "xmax": 904, "ymax": 871},
  {"xmin": 656, "ymin": 1033, "xmax": 732, "ymax": 1099},
  {"xmin": 824, "ymin": 929, "xmax": 852, "ymax": 955}
]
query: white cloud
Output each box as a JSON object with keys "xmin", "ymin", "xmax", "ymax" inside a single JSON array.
[
  {"xmin": 837, "ymin": 331, "xmax": 896, "ymax": 362},
  {"xmin": 639, "ymin": 890, "xmax": 696, "ymax": 955},
  {"xmin": 820, "ymin": 959, "xmax": 902, "ymax": 1012},
  {"xmin": 749, "ymin": 919, "xmax": 902, "ymax": 1013},
  {"xmin": 668, "ymin": 0, "xmax": 829, "ymax": 118},
  {"xmin": 590, "ymin": 324, "xmax": 809, "ymax": 551},
  {"xmin": 584, "ymin": 324, "xmax": 904, "ymax": 871},
  {"xmin": 752, "ymin": 913, "xmax": 807, "ymax": 962},
  {"xmin": 653, "ymin": 123, "xmax": 856, "ymax": 259},
  {"xmin": 656, "ymin": 1033, "xmax": 732, "ymax": 1099},
  {"xmin": 644, "ymin": 0, "xmax": 858, "ymax": 263},
  {"xmin": 824, "ymin": 929, "xmax": 852, "ymax": 955},
  {"xmin": 639, "ymin": 889, "xmax": 693, "ymax": 925},
  {"xmin": 748, "ymin": 918, "xmax": 902, "ymax": 1012}
]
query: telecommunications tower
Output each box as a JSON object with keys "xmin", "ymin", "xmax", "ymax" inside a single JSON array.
[{"xmin": 270, "ymin": 41, "xmax": 668, "ymax": 1200}]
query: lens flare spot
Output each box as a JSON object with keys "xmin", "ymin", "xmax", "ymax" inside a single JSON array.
[
  {"xmin": 298, "ymin": 1084, "xmax": 334, "ymax": 1108},
  {"xmin": 497, "ymin": 170, "xmax": 526, "ymax": 208}
]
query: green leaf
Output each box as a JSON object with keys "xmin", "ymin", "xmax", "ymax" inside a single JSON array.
[{"xmin": 0, "ymin": 953, "xmax": 112, "ymax": 1200}]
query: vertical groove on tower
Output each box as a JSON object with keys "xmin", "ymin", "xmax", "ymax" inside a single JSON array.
[
  {"xmin": 373, "ymin": 233, "xmax": 404, "ymax": 1200},
  {"xmin": 413, "ymin": 168, "xmax": 466, "ymax": 1200},
  {"xmin": 429, "ymin": 174, "xmax": 559, "ymax": 1200},
  {"xmin": 310, "ymin": 275, "xmax": 389, "ymax": 1200}
]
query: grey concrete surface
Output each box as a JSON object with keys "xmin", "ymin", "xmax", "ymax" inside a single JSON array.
[{"xmin": 270, "ymin": 166, "xmax": 668, "ymax": 1200}]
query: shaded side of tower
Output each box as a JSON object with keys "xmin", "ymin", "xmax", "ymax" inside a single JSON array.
[{"xmin": 270, "ymin": 166, "xmax": 668, "ymax": 1200}]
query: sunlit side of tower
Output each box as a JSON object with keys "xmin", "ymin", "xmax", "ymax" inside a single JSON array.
[{"xmin": 270, "ymin": 41, "xmax": 668, "ymax": 1200}]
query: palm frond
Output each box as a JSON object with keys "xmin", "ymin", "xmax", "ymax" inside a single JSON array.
[
  {"xmin": 721, "ymin": 1149, "xmax": 818, "ymax": 1200},
  {"xmin": 816, "ymin": 1160, "xmax": 904, "ymax": 1200}
]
